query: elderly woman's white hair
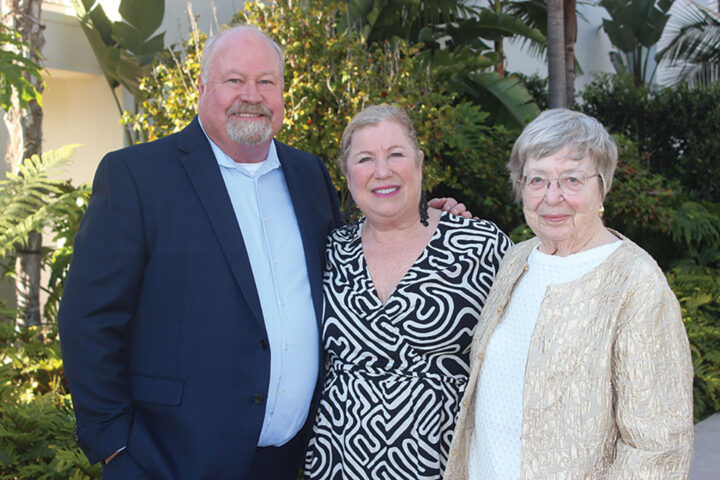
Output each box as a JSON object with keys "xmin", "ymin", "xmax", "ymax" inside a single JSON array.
[{"xmin": 507, "ymin": 108, "xmax": 618, "ymax": 202}]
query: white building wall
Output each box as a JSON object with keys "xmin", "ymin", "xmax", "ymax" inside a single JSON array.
[
  {"xmin": 500, "ymin": 0, "xmax": 717, "ymax": 91},
  {"xmin": 503, "ymin": 1, "xmax": 616, "ymax": 93}
]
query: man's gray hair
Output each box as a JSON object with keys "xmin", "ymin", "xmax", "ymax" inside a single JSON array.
[
  {"xmin": 507, "ymin": 108, "xmax": 618, "ymax": 202},
  {"xmin": 200, "ymin": 24, "xmax": 285, "ymax": 85}
]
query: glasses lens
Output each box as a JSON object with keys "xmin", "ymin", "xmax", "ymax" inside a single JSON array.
[
  {"xmin": 525, "ymin": 176, "xmax": 546, "ymax": 189},
  {"xmin": 522, "ymin": 173, "xmax": 595, "ymax": 196},
  {"xmin": 559, "ymin": 173, "xmax": 586, "ymax": 192}
]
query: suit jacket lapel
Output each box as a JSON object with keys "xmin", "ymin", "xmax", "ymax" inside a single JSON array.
[
  {"xmin": 276, "ymin": 141, "xmax": 325, "ymax": 323},
  {"xmin": 177, "ymin": 118, "xmax": 265, "ymax": 326}
]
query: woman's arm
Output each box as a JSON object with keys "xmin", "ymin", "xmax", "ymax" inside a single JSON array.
[{"xmin": 609, "ymin": 279, "xmax": 694, "ymax": 478}]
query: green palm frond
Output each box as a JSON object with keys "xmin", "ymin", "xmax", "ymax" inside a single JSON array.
[
  {"xmin": 0, "ymin": 24, "xmax": 44, "ymax": 110},
  {"xmin": 658, "ymin": 0, "xmax": 720, "ymax": 86},
  {"xmin": 504, "ymin": 0, "xmax": 549, "ymax": 57},
  {"xmin": 0, "ymin": 145, "xmax": 82, "ymax": 258}
]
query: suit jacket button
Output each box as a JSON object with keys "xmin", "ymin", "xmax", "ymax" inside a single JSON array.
[
  {"xmin": 260, "ymin": 339, "xmax": 269, "ymax": 350},
  {"xmin": 253, "ymin": 394, "xmax": 265, "ymax": 404}
]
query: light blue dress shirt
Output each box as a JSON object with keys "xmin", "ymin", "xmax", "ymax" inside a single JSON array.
[{"xmin": 200, "ymin": 124, "xmax": 319, "ymax": 447}]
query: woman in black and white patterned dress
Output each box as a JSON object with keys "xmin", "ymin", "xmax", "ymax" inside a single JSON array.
[{"xmin": 304, "ymin": 105, "xmax": 511, "ymax": 480}]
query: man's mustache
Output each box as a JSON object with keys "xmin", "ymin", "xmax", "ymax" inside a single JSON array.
[{"xmin": 227, "ymin": 102, "xmax": 272, "ymax": 117}]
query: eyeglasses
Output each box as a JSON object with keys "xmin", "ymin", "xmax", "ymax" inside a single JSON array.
[{"xmin": 521, "ymin": 172, "xmax": 601, "ymax": 197}]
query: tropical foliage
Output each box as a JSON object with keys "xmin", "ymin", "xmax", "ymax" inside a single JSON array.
[
  {"xmin": 0, "ymin": 146, "xmax": 85, "ymax": 258},
  {"xmin": 0, "ymin": 323, "xmax": 101, "ymax": 479},
  {"xmin": 657, "ymin": 0, "xmax": 720, "ymax": 86},
  {"xmin": 0, "ymin": 145, "xmax": 90, "ymax": 325},
  {"xmin": 323, "ymin": 0, "xmax": 543, "ymax": 126},
  {"xmin": 124, "ymin": 1, "xmax": 513, "ymax": 216},
  {"xmin": 582, "ymin": 74, "xmax": 720, "ymax": 204},
  {"xmin": 0, "ymin": 23, "xmax": 43, "ymax": 110},
  {"xmin": 70, "ymin": 0, "xmax": 167, "ymax": 143},
  {"xmin": 2, "ymin": 3, "xmax": 720, "ymax": 478},
  {"xmin": 581, "ymin": 73, "xmax": 720, "ymax": 421},
  {"xmin": 0, "ymin": 147, "xmax": 92, "ymax": 476},
  {"xmin": 600, "ymin": 0, "xmax": 674, "ymax": 85}
]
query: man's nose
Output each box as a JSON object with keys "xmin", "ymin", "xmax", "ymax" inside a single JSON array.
[{"xmin": 239, "ymin": 82, "xmax": 262, "ymax": 103}]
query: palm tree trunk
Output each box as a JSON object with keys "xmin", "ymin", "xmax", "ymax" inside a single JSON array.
[
  {"xmin": 547, "ymin": 0, "xmax": 567, "ymax": 108},
  {"xmin": 564, "ymin": 0, "xmax": 577, "ymax": 105},
  {"xmin": 495, "ymin": 39, "xmax": 506, "ymax": 77},
  {"xmin": 634, "ymin": 46, "xmax": 643, "ymax": 86},
  {"xmin": 491, "ymin": 0, "xmax": 506, "ymax": 77},
  {"xmin": 1, "ymin": 0, "xmax": 45, "ymax": 326}
]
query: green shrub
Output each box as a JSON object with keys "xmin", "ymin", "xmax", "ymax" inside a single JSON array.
[
  {"xmin": 432, "ymin": 121, "xmax": 523, "ymax": 232},
  {"xmin": 0, "ymin": 145, "xmax": 93, "ymax": 477},
  {"xmin": 0, "ymin": 324, "xmax": 101, "ymax": 479},
  {"xmin": 124, "ymin": 1, "xmax": 516, "ymax": 217},
  {"xmin": 667, "ymin": 265, "xmax": 720, "ymax": 422},
  {"xmin": 582, "ymin": 74, "xmax": 720, "ymax": 203},
  {"xmin": 602, "ymin": 135, "xmax": 679, "ymax": 266},
  {"xmin": 583, "ymin": 76, "xmax": 720, "ymax": 420}
]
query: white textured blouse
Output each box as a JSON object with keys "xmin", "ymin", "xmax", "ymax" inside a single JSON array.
[{"xmin": 469, "ymin": 241, "xmax": 621, "ymax": 480}]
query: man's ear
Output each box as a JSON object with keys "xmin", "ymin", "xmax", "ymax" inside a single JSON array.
[{"xmin": 197, "ymin": 76, "xmax": 205, "ymax": 96}]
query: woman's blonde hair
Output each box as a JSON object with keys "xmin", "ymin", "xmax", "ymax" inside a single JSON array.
[{"xmin": 339, "ymin": 104, "xmax": 420, "ymax": 174}]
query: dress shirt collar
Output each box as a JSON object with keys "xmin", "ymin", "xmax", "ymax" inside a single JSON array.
[{"xmin": 198, "ymin": 118, "xmax": 280, "ymax": 177}]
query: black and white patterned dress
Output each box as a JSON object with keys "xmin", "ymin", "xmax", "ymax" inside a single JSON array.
[{"xmin": 304, "ymin": 212, "xmax": 511, "ymax": 480}]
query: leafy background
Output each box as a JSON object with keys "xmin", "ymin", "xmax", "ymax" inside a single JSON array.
[{"xmin": 1, "ymin": 0, "xmax": 719, "ymax": 478}]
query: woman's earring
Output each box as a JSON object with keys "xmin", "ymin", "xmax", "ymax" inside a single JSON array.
[
  {"xmin": 419, "ymin": 190, "xmax": 429, "ymax": 226},
  {"xmin": 598, "ymin": 205, "xmax": 605, "ymax": 218}
]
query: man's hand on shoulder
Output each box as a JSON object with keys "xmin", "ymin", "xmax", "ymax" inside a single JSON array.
[{"xmin": 428, "ymin": 197, "xmax": 473, "ymax": 219}]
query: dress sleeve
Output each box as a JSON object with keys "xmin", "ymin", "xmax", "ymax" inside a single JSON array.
[
  {"xmin": 494, "ymin": 226, "xmax": 513, "ymax": 264},
  {"xmin": 608, "ymin": 275, "xmax": 694, "ymax": 478}
]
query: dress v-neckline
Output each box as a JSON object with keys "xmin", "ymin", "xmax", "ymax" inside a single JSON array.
[{"xmin": 356, "ymin": 212, "xmax": 445, "ymax": 307}]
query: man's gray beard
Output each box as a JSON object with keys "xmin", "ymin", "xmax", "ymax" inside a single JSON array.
[{"xmin": 226, "ymin": 117, "xmax": 273, "ymax": 145}]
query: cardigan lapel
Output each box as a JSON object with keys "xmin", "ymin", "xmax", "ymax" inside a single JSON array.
[{"xmin": 176, "ymin": 118, "xmax": 265, "ymax": 326}]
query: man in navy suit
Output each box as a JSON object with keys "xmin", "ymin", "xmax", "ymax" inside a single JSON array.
[{"xmin": 59, "ymin": 25, "xmax": 465, "ymax": 480}]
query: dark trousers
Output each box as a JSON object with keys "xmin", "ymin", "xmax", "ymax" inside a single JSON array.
[
  {"xmin": 103, "ymin": 432, "xmax": 306, "ymax": 480},
  {"xmin": 246, "ymin": 431, "xmax": 306, "ymax": 480},
  {"xmin": 102, "ymin": 449, "xmax": 153, "ymax": 480}
]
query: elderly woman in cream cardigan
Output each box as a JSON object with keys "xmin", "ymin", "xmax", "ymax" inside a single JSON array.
[{"xmin": 445, "ymin": 109, "xmax": 694, "ymax": 480}]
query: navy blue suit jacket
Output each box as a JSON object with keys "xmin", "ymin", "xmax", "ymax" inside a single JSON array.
[{"xmin": 58, "ymin": 118, "xmax": 342, "ymax": 479}]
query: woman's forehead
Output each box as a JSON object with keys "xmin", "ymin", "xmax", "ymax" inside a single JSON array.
[{"xmin": 525, "ymin": 149, "xmax": 593, "ymax": 171}]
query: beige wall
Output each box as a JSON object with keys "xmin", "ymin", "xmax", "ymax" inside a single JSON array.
[
  {"xmin": 42, "ymin": 69, "xmax": 124, "ymax": 185},
  {"xmin": 37, "ymin": 1, "xmax": 248, "ymax": 187}
]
